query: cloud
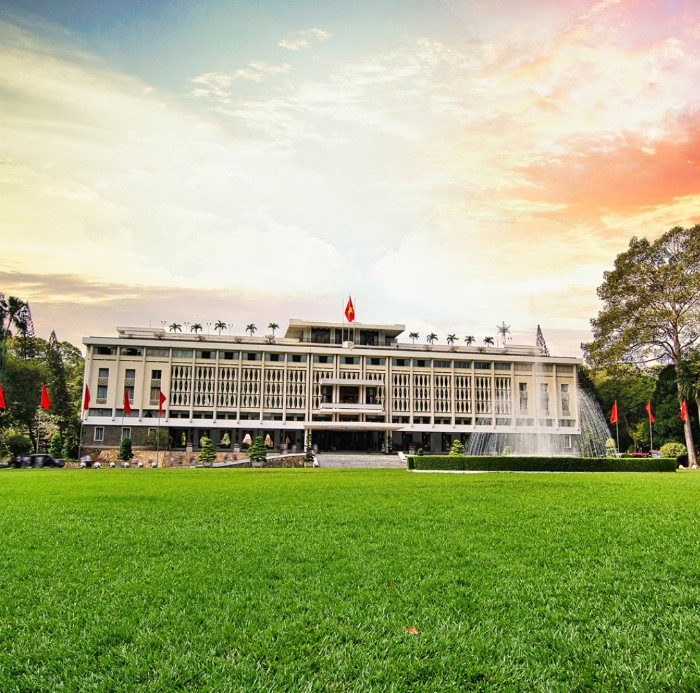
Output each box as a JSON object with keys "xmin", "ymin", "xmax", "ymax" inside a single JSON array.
[
  {"xmin": 278, "ymin": 28, "xmax": 331, "ymax": 51},
  {"xmin": 190, "ymin": 62, "xmax": 291, "ymax": 100}
]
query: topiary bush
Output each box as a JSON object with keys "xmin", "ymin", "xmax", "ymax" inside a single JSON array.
[
  {"xmin": 118, "ymin": 437, "xmax": 134, "ymax": 462},
  {"xmin": 448, "ymin": 440, "xmax": 464, "ymax": 456},
  {"xmin": 48, "ymin": 432, "xmax": 63, "ymax": 458},
  {"xmin": 198, "ymin": 436, "xmax": 217, "ymax": 466},
  {"xmin": 659, "ymin": 442, "xmax": 686, "ymax": 459},
  {"xmin": 248, "ymin": 435, "xmax": 267, "ymax": 466}
]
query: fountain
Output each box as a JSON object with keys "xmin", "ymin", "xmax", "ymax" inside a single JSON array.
[{"xmin": 464, "ymin": 386, "xmax": 611, "ymax": 457}]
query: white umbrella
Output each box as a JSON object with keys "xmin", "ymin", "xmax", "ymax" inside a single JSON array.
[
  {"xmin": 242, "ymin": 433, "xmax": 252, "ymax": 445},
  {"xmin": 264, "ymin": 434, "xmax": 273, "ymax": 448}
]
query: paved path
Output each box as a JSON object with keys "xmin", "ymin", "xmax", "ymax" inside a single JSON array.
[{"xmin": 316, "ymin": 453, "xmax": 406, "ymax": 469}]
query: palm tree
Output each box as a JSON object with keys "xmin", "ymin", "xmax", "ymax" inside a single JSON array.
[
  {"xmin": 464, "ymin": 335, "xmax": 475, "ymax": 346},
  {"xmin": 191, "ymin": 323, "xmax": 203, "ymax": 334},
  {"xmin": 409, "ymin": 332, "xmax": 419, "ymax": 344},
  {"xmin": 426, "ymin": 333, "xmax": 438, "ymax": 345},
  {"xmin": 268, "ymin": 322, "xmax": 279, "ymax": 337},
  {"xmin": 483, "ymin": 336, "xmax": 494, "ymax": 346},
  {"xmin": 214, "ymin": 320, "xmax": 226, "ymax": 335},
  {"xmin": 246, "ymin": 323, "xmax": 257, "ymax": 338},
  {"xmin": 0, "ymin": 294, "xmax": 32, "ymax": 340},
  {"xmin": 447, "ymin": 333, "xmax": 457, "ymax": 346},
  {"xmin": 169, "ymin": 323, "xmax": 182, "ymax": 333}
]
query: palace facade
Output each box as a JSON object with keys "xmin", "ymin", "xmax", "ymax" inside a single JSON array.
[{"xmin": 81, "ymin": 319, "xmax": 582, "ymax": 455}]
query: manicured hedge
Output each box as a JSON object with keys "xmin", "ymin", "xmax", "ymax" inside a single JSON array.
[{"xmin": 407, "ymin": 455, "xmax": 676, "ymax": 472}]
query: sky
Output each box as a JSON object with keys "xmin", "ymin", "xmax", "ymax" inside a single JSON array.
[{"xmin": 2, "ymin": 0, "xmax": 700, "ymax": 356}]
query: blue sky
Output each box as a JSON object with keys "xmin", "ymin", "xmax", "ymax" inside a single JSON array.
[{"xmin": 2, "ymin": 0, "xmax": 700, "ymax": 353}]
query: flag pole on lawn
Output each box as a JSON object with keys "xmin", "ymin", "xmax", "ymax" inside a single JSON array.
[
  {"xmin": 646, "ymin": 401, "xmax": 655, "ymax": 452},
  {"xmin": 79, "ymin": 384, "xmax": 90, "ymax": 462}
]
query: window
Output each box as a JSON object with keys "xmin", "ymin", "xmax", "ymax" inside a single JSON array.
[
  {"xmin": 146, "ymin": 348, "xmax": 169, "ymax": 357},
  {"xmin": 120, "ymin": 347, "xmax": 143, "ymax": 357},
  {"xmin": 98, "ymin": 367, "xmax": 109, "ymax": 378},
  {"xmin": 243, "ymin": 352, "xmax": 262, "ymax": 361},
  {"xmin": 196, "ymin": 350, "xmax": 215, "ymax": 359},
  {"xmin": 494, "ymin": 362, "xmax": 511, "ymax": 371},
  {"xmin": 313, "ymin": 355, "xmax": 333, "ymax": 364},
  {"xmin": 172, "ymin": 349, "xmax": 193, "ymax": 358},
  {"xmin": 222, "ymin": 351, "xmax": 239, "ymax": 360},
  {"xmin": 454, "ymin": 361, "xmax": 471, "ymax": 369},
  {"xmin": 94, "ymin": 427, "xmax": 104, "ymax": 442},
  {"xmin": 413, "ymin": 359, "xmax": 430, "ymax": 368},
  {"xmin": 341, "ymin": 356, "xmax": 359, "ymax": 365},
  {"xmin": 392, "ymin": 358, "xmax": 410, "ymax": 367},
  {"xmin": 434, "ymin": 361, "xmax": 451, "ymax": 369},
  {"xmin": 519, "ymin": 383, "xmax": 528, "ymax": 412},
  {"xmin": 540, "ymin": 383, "xmax": 549, "ymax": 413},
  {"xmin": 367, "ymin": 357, "xmax": 385, "ymax": 366},
  {"xmin": 289, "ymin": 354, "xmax": 307, "ymax": 363},
  {"xmin": 97, "ymin": 385, "xmax": 108, "ymax": 399},
  {"xmin": 151, "ymin": 369, "xmax": 162, "ymax": 380},
  {"xmin": 265, "ymin": 353, "xmax": 285, "ymax": 362},
  {"xmin": 96, "ymin": 346, "xmax": 116, "ymax": 355},
  {"xmin": 514, "ymin": 363, "xmax": 532, "ymax": 372},
  {"xmin": 561, "ymin": 383, "xmax": 570, "ymax": 415},
  {"xmin": 474, "ymin": 362, "xmax": 491, "ymax": 370},
  {"xmin": 125, "ymin": 369, "xmax": 136, "ymax": 380},
  {"xmin": 557, "ymin": 365, "xmax": 574, "ymax": 374},
  {"xmin": 563, "ymin": 435, "xmax": 572, "ymax": 449},
  {"xmin": 123, "ymin": 427, "xmax": 131, "ymax": 439}
]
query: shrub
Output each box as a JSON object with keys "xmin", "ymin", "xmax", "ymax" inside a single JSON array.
[
  {"xmin": 409, "ymin": 455, "xmax": 676, "ymax": 473},
  {"xmin": 659, "ymin": 442, "xmax": 686, "ymax": 459},
  {"xmin": 198, "ymin": 437, "xmax": 217, "ymax": 465},
  {"xmin": 2, "ymin": 431, "xmax": 32, "ymax": 459},
  {"xmin": 248, "ymin": 436, "xmax": 267, "ymax": 466},
  {"xmin": 118, "ymin": 437, "xmax": 134, "ymax": 462},
  {"xmin": 448, "ymin": 440, "xmax": 464, "ymax": 456},
  {"xmin": 416, "ymin": 448, "xmax": 424, "ymax": 456},
  {"xmin": 48, "ymin": 432, "xmax": 63, "ymax": 458}
]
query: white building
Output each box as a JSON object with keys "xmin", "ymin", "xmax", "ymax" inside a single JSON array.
[{"xmin": 82, "ymin": 319, "xmax": 582, "ymax": 455}]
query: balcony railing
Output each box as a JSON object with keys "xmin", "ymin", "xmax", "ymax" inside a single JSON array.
[{"xmin": 318, "ymin": 402, "xmax": 384, "ymax": 412}]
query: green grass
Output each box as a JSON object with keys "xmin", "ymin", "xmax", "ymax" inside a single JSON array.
[{"xmin": 1, "ymin": 469, "xmax": 700, "ymax": 691}]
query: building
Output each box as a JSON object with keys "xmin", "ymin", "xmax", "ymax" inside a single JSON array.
[{"xmin": 81, "ymin": 319, "xmax": 582, "ymax": 455}]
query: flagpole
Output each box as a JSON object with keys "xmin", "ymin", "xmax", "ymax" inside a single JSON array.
[
  {"xmin": 615, "ymin": 420, "xmax": 619, "ymax": 456},
  {"xmin": 649, "ymin": 417, "xmax": 653, "ymax": 453}
]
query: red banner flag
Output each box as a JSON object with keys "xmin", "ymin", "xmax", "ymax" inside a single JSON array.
[
  {"xmin": 646, "ymin": 401, "xmax": 655, "ymax": 423},
  {"xmin": 610, "ymin": 400, "xmax": 618, "ymax": 424},
  {"xmin": 344, "ymin": 296, "xmax": 355, "ymax": 323},
  {"xmin": 0, "ymin": 383, "xmax": 5, "ymax": 410},
  {"xmin": 159, "ymin": 390, "xmax": 167, "ymax": 416},
  {"xmin": 83, "ymin": 384, "xmax": 91, "ymax": 411},
  {"xmin": 40, "ymin": 384, "xmax": 50, "ymax": 410},
  {"xmin": 123, "ymin": 388, "xmax": 132, "ymax": 414},
  {"xmin": 681, "ymin": 399, "xmax": 687, "ymax": 422}
]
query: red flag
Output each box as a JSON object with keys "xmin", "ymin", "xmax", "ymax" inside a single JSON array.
[
  {"xmin": 123, "ymin": 388, "xmax": 132, "ymax": 414},
  {"xmin": 158, "ymin": 390, "xmax": 167, "ymax": 416},
  {"xmin": 0, "ymin": 383, "xmax": 5, "ymax": 410},
  {"xmin": 646, "ymin": 401, "xmax": 655, "ymax": 423},
  {"xmin": 681, "ymin": 399, "xmax": 687, "ymax": 422},
  {"xmin": 83, "ymin": 384, "xmax": 91, "ymax": 411},
  {"xmin": 610, "ymin": 400, "xmax": 618, "ymax": 424},
  {"xmin": 345, "ymin": 296, "xmax": 355, "ymax": 322},
  {"xmin": 40, "ymin": 384, "xmax": 50, "ymax": 410}
]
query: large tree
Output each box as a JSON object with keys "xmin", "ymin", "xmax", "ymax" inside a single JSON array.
[{"xmin": 583, "ymin": 225, "xmax": 700, "ymax": 465}]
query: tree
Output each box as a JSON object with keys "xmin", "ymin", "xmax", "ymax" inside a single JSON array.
[
  {"xmin": 409, "ymin": 332, "xmax": 419, "ymax": 344},
  {"xmin": 248, "ymin": 435, "xmax": 267, "ymax": 465},
  {"xmin": 0, "ymin": 294, "xmax": 34, "ymax": 373},
  {"xmin": 464, "ymin": 335, "xmax": 475, "ymax": 346},
  {"xmin": 191, "ymin": 323, "xmax": 203, "ymax": 334},
  {"xmin": 448, "ymin": 439, "xmax": 464, "ymax": 456},
  {"xmin": 268, "ymin": 322, "xmax": 279, "ymax": 337},
  {"xmin": 246, "ymin": 324, "xmax": 257, "ymax": 338},
  {"xmin": 198, "ymin": 436, "xmax": 217, "ymax": 465},
  {"xmin": 145, "ymin": 428, "xmax": 171, "ymax": 449},
  {"xmin": 214, "ymin": 320, "xmax": 226, "ymax": 335},
  {"xmin": 426, "ymin": 333, "xmax": 437, "ymax": 345},
  {"xmin": 447, "ymin": 334, "xmax": 457, "ymax": 346},
  {"xmin": 169, "ymin": 323, "xmax": 182, "ymax": 333},
  {"xmin": 583, "ymin": 226, "xmax": 700, "ymax": 466},
  {"xmin": 1, "ymin": 430, "xmax": 32, "ymax": 459},
  {"xmin": 48, "ymin": 431, "xmax": 62, "ymax": 458},
  {"xmin": 483, "ymin": 336, "xmax": 495, "ymax": 346},
  {"xmin": 118, "ymin": 437, "xmax": 133, "ymax": 462}
]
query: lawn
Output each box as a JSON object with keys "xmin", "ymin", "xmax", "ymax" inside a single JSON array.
[{"xmin": 1, "ymin": 469, "xmax": 700, "ymax": 691}]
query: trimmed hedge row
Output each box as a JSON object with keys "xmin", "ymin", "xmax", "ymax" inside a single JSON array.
[{"xmin": 407, "ymin": 455, "xmax": 677, "ymax": 473}]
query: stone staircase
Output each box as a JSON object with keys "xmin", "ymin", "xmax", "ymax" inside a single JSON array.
[{"xmin": 315, "ymin": 453, "xmax": 406, "ymax": 469}]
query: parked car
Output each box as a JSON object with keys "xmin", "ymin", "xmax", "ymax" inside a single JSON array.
[
  {"xmin": 26, "ymin": 454, "xmax": 65, "ymax": 468},
  {"xmin": 630, "ymin": 451, "xmax": 650, "ymax": 458}
]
